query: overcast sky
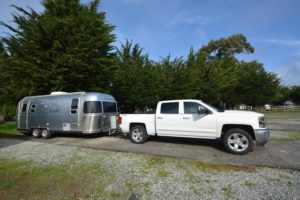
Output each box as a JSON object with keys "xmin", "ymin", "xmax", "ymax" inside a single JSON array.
[{"xmin": 0, "ymin": 0, "xmax": 299, "ymax": 85}]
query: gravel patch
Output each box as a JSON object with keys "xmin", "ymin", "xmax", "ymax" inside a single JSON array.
[
  {"xmin": 0, "ymin": 139, "xmax": 77, "ymax": 166},
  {"xmin": 0, "ymin": 138, "xmax": 299, "ymax": 200}
]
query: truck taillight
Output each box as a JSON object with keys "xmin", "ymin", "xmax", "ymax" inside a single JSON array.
[{"xmin": 118, "ymin": 116, "xmax": 122, "ymax": 125}]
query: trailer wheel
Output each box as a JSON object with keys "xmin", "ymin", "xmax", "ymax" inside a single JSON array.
[
  {"xmin": 41, "ymin": 129, "xmax": 52, "ymax": 139},
  {"xmin": 130, "ymin": 125, "xmax": 149, "ymax": 144},
  {"xmin": 32, "ymin": 129, "xmax": 41, "ymax": 138}
]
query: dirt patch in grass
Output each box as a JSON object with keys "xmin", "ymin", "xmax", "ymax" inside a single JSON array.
[
  {"xmin": 186, "ymin": 160, "xmax": 256, "ymax": 173},
  {"xmin": 0, "ymin": 158, "xmax": 114, "ymax": 200}
]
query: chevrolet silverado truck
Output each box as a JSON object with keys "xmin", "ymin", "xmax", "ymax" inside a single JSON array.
[{"xmin": 118, "ymin": 99, "xmax": 270, "ymax": 154}]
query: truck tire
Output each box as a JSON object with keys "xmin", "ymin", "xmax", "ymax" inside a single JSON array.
[
  {"xmin": 223, "ymin": 128, "xmax": 253, "ymax": 155},
  {"xmin": 32, "ymin": 129, "xmax": 41, "ymax": 138},
  {"xmin": 41, "ymin": 129, "xmax": 52, "ymax": 139},
  {"xmin": 130, "ymin": 125, "xmax": 149, "ymax": 144}
]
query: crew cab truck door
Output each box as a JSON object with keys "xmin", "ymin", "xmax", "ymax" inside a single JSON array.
[
  {"xmin": 180, "ymin": 101, "xmax": 217, "ymax": 138},
  {"xmin": 156, "ymin": 101, "xmax": 183, "ymax": 136}
]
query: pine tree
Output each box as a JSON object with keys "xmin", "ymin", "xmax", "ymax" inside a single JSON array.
[
  {"xmin": 113, "ymin": 40, "xmax": 161, "ymax": 112},
  {"xmin": 0, "ymin": 0, "xmax": 115, "ymax": 103},
  {"xmin": 235, "ymin": 61, "xmax": 280, "ymax": 106}
]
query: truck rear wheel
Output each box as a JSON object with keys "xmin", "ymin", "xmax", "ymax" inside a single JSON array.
[
  {"xmin": 41, "ymin": 129, "xmax": 52, "ymax": 139},
  {"xmin": 130, "ymin": 125, "xmax": 149, "ymax": 144},
  {"xmin": 32, "ymin": 129, "xmax": 41, "ymax": 138},
  {"xmin": 223, "ymin": 128, "xmax": 253, "ymax": 155}
]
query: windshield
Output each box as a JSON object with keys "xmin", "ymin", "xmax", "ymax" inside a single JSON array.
[{"xmin": 209, "ymin": 105, "xmax": 221, "ymax": 112}]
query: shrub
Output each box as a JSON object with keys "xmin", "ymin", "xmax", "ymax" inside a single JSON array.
[{"xmin": 0, "ymin": 104, "xmax": 16, "ymax": 121}]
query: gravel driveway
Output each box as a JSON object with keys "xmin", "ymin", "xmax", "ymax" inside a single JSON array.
[
  {"xmin": 0, "ymin": 138, "xmax": 299, "ymax": 200},
  {"xmin": 2, "ymin": 132, "xmax": 300, "ymax": 170}
]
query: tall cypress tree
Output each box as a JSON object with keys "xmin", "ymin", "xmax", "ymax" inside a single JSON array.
[
  {"xmin": 0, "ymin": 0, "xmax": 115, "ymax": 103},
  {"xmin": 113, "ymin": 40, "xmax": 161, "ymax": 113}
]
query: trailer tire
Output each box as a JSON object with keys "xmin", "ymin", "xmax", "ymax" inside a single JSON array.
[
  {"xmin": 130, "ymin": 125, "xmax": 149, "ymax": 144},
  {"xmin": 41, "ymin": 129, "xmax": 52, "ymax": 139},
  {"xmin": 32, "ymin": 129, "xmax": 41, "ymax": 138}
]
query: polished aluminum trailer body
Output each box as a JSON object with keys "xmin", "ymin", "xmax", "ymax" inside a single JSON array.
[{"xmin": 17, "ymin": 92, "xmax": 118, "ymax": 134}]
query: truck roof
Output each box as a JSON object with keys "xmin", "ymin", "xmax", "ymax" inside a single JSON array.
[{"xmin": 159, "ymin": 99, "xmax": 203, "ymax": 103}]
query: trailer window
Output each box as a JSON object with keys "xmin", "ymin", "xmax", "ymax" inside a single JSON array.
[
  {"xmin": 83, "ymin": 101, "xmax": 102, "ymax": 113},
  {"xmin": 103, "ymin": 102, "xmax": 117, "ymax": 113},
  {"xmin": 21, "ymin": 104, "xmax": 27, "ymax": 112},
  {"xmin": 30, "ymin": 104, "xmax": 37, "ymax": 112},
  {"xmin": 161, "ymin": 102, "xmax": 179, "ymax": 114},
  {"xmin": 71, "ymin": 99, "xmax": 78, "ymax": 109}
]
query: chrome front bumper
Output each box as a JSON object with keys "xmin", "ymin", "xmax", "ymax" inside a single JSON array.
[{"xmin": 254, "ymin": 128, "xmax": 270, "ymax": 146}]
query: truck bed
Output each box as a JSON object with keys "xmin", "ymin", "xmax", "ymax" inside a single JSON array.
[{"xmin": 119, "ymin": 114, "xmax": 156, "ymax": 135}]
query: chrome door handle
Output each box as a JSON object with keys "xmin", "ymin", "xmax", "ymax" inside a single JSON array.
[
  {"xmin": 183, "ymin": 117, "xmax": 190, "ymax": 119},
  {"xmin": 157, "ymin": 117, "xmax": 163, "ymax": 119}
]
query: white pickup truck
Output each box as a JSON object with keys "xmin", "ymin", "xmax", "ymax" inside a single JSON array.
[{"xmin": 118, "ymin": 99, "xmax": 270, "ymax": 154}]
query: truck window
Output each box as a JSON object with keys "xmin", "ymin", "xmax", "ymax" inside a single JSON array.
[
  {"xmin": 184, "ymin": 102, "xmax": 201, "ymax": 114},
  {"xmin": 184, "ymin": 102, "xmax": 209, "ymax": 114},
  {"xmin": 161, "ymin": 102, "xmax": 179, "ymax": 114},
  {"xmin": 83, "ymin": 101, "xmax": 102, "ymax": 113},
  {"xmin": 21, "ymin": 103, "xmax": 27, "ymax": 112},
  {"xmin": 103, "ymin": 101, "xmax": 117, "ymax": 113}
]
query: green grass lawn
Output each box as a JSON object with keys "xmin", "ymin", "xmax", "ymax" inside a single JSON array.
[
  {"xmin": 262, "ymin": 111, "xmax": 300, "ymax": 116},
  {"xmin": 270, "ymin": 130, "xmax": 300, "ymax": 141},
  {"xmin": 0, "ymin": 122, "xmax": 20, "ymax": 135}
]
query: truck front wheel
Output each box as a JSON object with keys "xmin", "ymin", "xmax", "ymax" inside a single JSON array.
[
  {"xmin": 130, "ymin": 125, "xmax": 149, "ymax": 144},
  {"xmin": 223, "ymin": 128, "xmax": 253, "ymax": 155}
]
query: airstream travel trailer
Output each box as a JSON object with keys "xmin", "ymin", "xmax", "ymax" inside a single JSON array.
[{"xmin": 16, "ymin": 92, "xmax": 118, "ymax": 138}]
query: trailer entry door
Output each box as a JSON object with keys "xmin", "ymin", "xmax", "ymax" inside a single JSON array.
[
  {"xmin": 67, "ymin": 98, "xmax": 79, "ymax": 131},
  {"xmin": 19, "ymin": 101, "xmax": 29, "ymax": 129}
]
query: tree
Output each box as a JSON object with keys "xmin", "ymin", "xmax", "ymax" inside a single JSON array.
[
  {"xmin": 113, "ymin": 40, "xmax": 161, "ymax": 112},
  {"xmin": 0, "ymin": 40, "xmax": 17, "ymax": 120},
  {"xmin": 272, "ymin": 85, "xmax": 291, "ymax": 105},
  {"xmin": 199, "ymin": 34, "xmax": 254, "ymax": 62},
  {"xmin": 0, "ymin": 0, "xmax": 115, "ymax": 104},
  {"xmin": 290, "ymin": 86, "xmax": 300, "ymax": 105},
  {"xmin": 186, "ymin": 34, "xmax": 254, "ymax": 108},
  {"xmin": 157, "ymin": 55, "xmax": 196, "ymax": 100},
  {"xmin": 235, "ymin": 61, "xmax": 280, "ymax": 106},
  {"xmin": 0, "ymin": 40, "xmax": 9, "ymax": 103}
]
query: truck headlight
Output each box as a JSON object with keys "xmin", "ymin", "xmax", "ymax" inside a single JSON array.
[{"xmin": 259, "ymin": 116, "xmax": 266, "ymax": 128}]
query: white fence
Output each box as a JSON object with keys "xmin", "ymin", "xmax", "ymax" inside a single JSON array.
[{"xmin": 254, "ymin": 105, "xmax": 300, "ymax": 112}]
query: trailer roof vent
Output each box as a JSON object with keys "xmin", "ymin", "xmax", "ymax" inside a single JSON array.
[{"xmin": 50, "ymin": 91, "xmax": 68, "ymax": 95}]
